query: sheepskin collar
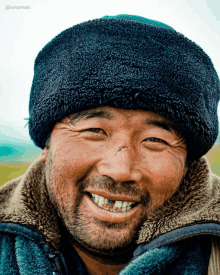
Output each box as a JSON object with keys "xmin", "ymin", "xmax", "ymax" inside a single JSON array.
[{"xmin": 0, "ymin": 156, "xmax": 220, "ymax": 251}]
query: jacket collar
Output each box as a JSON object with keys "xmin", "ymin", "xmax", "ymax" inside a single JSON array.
[
  {"xmin": 0, "ymin": 156, "xmax": 220, "ymax": 251},
  {"xmin": 137, "ymin": 156, "xmax": 220, "ymax": 244},
  {"xmin": 0, "ymin": 159, "xmax": 60, "ymax": 250}
]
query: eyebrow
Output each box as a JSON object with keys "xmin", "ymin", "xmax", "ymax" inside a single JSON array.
[
  {"xmin": 68, "ymin": 109, "xmax": 113, "ymax": 124},
  {"xmin": 145, "ymin": 118, "xmax": 185, "ymax": 142},
  {"xmin": 144, "ymin": 118, "xmax": 176, "ymax": 133},
  {"xmin": 67, "ymin": 109, "xmax": 184, "ymax": 139}
]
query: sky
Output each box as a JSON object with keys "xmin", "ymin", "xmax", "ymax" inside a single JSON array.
[{"xmin": 0, "ymin": 0, "xmax": 220, "ymax": 145}]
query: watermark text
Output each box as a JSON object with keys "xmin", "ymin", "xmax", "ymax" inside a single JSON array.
[{"xmin": 5, "ymin": 5, "xmax": 30, "ymax": 10}]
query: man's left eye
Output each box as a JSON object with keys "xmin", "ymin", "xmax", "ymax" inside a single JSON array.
[{"xmin": 144, "ymin": 137, "xmax": 167, "ymax": 144}]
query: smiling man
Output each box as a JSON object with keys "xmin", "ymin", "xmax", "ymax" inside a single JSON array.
[
  {"xmin": 0, "ymin": 14, "xmax": 220, "ymax": 275},
  {"xmin": 42, "ymin": 107, "xmax": 188, "ymax": 274}
]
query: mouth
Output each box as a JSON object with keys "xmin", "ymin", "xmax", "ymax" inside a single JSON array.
[
  {"xmin": 84, "ymin": 192, "xmax": 141, "ymax": 223},
  {"xmin": 87, "ymin": 192, "xmax": 139, "ymax": 213}
]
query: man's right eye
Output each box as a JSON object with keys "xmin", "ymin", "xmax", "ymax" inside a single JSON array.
[
  {"xmin": 80, "ymin": 128, "xmax": 107, "ymax": 141},
  {"xmin": 82, "ymin": 128, "xmax": 106, "ymax": 134}
]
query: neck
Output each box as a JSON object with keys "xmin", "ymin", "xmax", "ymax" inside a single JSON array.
[{"xmin": 72, "ymin": 241, "xmax": 135, "ymax": 275}]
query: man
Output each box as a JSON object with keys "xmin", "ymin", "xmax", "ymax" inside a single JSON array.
[{"xmin": 0, "ymin": 14, "xmax": 220, "ymax": 274}]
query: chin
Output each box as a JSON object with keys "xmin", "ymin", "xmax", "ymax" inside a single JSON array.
[
  {"xmin": 73, "ymin": 231, "xmax": 138, "ymax": 262},
  {"xmin": 69, "ymin": 217, "xmax": 140, "ymax": 258}
]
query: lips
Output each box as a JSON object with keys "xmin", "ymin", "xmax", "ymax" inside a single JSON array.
[
  {"xmin": 88, "ymin": 192, "xmax": 138, "ymax": 213},
  {"xmin": 84, "ymin": 192, "xmax": 141, "ymax": 223}
]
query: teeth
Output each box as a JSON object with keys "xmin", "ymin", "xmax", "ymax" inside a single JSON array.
[
  {"xmin": 98, "ymin": 196, "xmax": 105, "ymax": 207},
  {"xmin": 114, "ymin": 201, "xmax": 122, "ymax": 209},
  {"xmin": 121, "ymin": 206, "xmax": 127, "ymax": 212},
  {"xmin": 90, "ymin": 192, "xmax": 137, "ymax": 213},
  {"xmin": 92, "ymin": 194, "xmax": 100, "ymax": 203},
  {"xmin": 121, "ymin": 201, "xmax": 129, "ymax": 207}
]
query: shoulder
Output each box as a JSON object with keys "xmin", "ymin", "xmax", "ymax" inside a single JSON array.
[
  {"xmin": 0, "ymin": 231, "xmax": 54, "ymax": 275},
  {"xmin": 0, "ymin": 232, "xmax": 19, "ymax": 274}
]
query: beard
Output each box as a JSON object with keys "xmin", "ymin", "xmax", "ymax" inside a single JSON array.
[
  {"xmin": 45, "ymin": 153, "xmax": 150, "ymax": 261},
  {"xmin": 60, "ymin": 176, "xmax": 149, "ymax": 261},
  {"xmin": 44, "ymin": 147, "xmax": 187, "ymax": 262},
  {"xmin": 64, "ymin": 206, "xmax": 143, "ymax": 262}
]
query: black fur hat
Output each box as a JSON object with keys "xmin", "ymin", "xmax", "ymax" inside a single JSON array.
[{"xmin": 29, "ymin": 15, "xmax": 220, "ymax": 159}]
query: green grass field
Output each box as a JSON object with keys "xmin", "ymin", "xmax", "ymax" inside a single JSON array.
[
  {"xmin": 0, "ymin": 162, "xmax": 31, "ymax": 186},
  {"xmin": 0, "ymin": 145, "xmax": 220, "ymax": 187}
]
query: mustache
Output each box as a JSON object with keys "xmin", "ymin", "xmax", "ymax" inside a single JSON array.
[{"xmin": 79, "ymin": 175, "xmax": 150, "ymax": 204}]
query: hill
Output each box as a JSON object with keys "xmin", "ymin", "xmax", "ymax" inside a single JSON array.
[
  {"xmin": 0, "ymin": 119, "xmax": 42, "ymax": 162},
  {"xmin": 0, "ymin": 143, "xmax": 41, "ymax": 162}
]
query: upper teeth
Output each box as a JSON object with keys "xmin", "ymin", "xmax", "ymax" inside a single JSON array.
[{"xmin": 90, "ymin": 192, "xmax": 136, "ymax": 212}]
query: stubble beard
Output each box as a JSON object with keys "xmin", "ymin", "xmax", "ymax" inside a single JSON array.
[
  {"xmin": 51, "ymin": 181, "xmax": 148, "ymax": 260},
  {"xmin": 44, "ymin": 151, "xmax": 149, "ymax": 260},
  {"xmin": 67, "ymin": 201, "xmax": 150, "ymax": 261},
  {"xmin": 44, "ymin": 148, "xmax": 188, "ymax": 261}
]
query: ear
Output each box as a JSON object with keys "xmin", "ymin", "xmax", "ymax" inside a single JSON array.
[{"xmin": 40, "ymin": 148, "xmax": 47, "ymax": 163}]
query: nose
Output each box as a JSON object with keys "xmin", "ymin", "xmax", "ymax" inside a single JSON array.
[{"xmin": 97, "ymin": 146, "xmax": 143, "ymax": 183}]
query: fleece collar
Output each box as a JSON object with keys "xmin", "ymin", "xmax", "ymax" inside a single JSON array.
[{"xmin": 0, "ymin": 156, "xmax": 220, "ymax": 251}]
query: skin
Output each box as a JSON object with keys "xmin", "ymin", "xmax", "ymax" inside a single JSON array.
[{"xmin": 40, "ymin": 106, "xmax": 187, "ymax": 275}]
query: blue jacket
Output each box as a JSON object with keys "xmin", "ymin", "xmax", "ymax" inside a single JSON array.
[{"xmin": 0, "ymin": 156, "xmax": 220, "ymax": 274}]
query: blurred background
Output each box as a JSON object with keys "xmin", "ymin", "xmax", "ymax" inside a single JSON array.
[{"xmin": 0, "ymin": 0, "xmax": 220, "ymax": 186}]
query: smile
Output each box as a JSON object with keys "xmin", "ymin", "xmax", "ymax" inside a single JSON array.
[
  {"xmin": 88, "ymin": 192, "xmax": 138, "ymax": 213},
  {"xmin": 84, "ymin": 192, "xmax": 141, "ymax": 223}
]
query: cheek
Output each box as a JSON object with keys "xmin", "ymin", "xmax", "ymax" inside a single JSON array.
[
  {"xmin": 46, "ymin": 137, "xmax": 104, "ymax": 219},
  {"xmin": 45, "ymin": 153, "xmax": 71, "ymax": 202},
  {"xmin": 46, "ymin": 159, "xmax": 81, "ymax": 227},
  {"xmin": 141, "ymin": 150, "xmax": 186, "ymax": 214},
  {"xmin": 51, "ymin": 137, "xmax": 102, "ymax": 181},
  {"xmin": 142, "ymin": 147, "xmax": 186, "ymax": 179},
  {"xmin": 44, "ymin": 148, "xmax": 79, "ymax": 214}
]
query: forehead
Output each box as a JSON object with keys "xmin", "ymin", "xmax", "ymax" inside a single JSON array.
[{"xmin": 66, "ymin": 106, "xmax": 173, "ymax": 124}]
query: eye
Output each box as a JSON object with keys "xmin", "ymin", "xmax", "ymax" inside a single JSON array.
[
  {"xmin": 144, "ymin": 137, "xmax": 167, "ymax": 144},
  {"xmin": 80, "ymin": 128, "xmax": 107, "ymax": 138},
  {"xmin": 142, "ymin": 137, "xmax": 168, "ymax": 151},
  {"xmin": 80, "ymin": 128, "xmax": 107, "ymax": 141},
  {"xmin": 84, "ymin": 128, "xmax": 106, "ymax": 134}
]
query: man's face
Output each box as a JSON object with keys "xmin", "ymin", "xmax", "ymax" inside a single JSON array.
[{"xmin": 41, "ymin": 106, "xmax": 187, "ymax": 258}]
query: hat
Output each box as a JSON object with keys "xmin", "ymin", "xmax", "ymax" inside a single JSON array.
[{"xmin": 29, "ymin": 14, "xmax": 220, "ymax": 159}]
